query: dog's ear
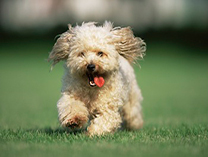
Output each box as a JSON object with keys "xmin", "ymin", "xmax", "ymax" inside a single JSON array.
[
  {"xmin": 48, "ymin": 25, "xmax": 73, "ymax": 67},
  {"xmin": 111, "ymin": 27, "xmax": 146, "ymax": 63}
]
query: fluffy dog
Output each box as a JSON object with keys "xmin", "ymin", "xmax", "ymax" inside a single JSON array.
[{"xmin": 48, "ymin": 21, "xmax": 146, "ymax": 136}]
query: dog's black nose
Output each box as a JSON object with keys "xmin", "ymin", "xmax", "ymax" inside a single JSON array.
[{"xmin": 87, "ymin": 64, "xmax": 95, "ymax": 72}]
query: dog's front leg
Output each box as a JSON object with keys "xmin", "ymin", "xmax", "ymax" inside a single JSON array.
[
  {"xmin": 87, "ymin": 106, "xmax": 122, "ymax": 136},
  {"xmin": 57, "ymin": 93, "xmax": 89, "ymax": 130}
]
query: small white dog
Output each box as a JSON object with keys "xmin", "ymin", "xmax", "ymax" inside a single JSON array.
[{"xmin": 48, "ymin": 21, "xmax": 146, "ymax": 136}]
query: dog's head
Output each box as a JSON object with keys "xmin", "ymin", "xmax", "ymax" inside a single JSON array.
[{"xmin": 48, "ymin": 21, "xmax": 146, "ymax": 88}]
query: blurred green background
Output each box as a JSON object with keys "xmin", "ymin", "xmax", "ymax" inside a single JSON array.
[{"xmin": 0, "ymin": 0, "xmax": 208, "ymax": 156}]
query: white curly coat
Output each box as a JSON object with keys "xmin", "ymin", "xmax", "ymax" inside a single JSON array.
[{"xmin": 48, "ymin": 21, "xmax": 146, "ymax": 136}]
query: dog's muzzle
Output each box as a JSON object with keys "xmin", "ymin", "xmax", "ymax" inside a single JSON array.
[
  {"xmin": 86, "ymin": 64, "xmax": 96, "ymax": 87},
  {"xmin": 87, "ymin": 64, "xmax": 95, "ymax": 72},
  {"xmin": 86, "ymin": 64, "xmax": 105, "ymax": 88}
]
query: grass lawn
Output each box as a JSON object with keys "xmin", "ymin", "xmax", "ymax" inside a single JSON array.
[{"xmin": 0, "ymin": 39, "xmax": 207, "ymax": 157}]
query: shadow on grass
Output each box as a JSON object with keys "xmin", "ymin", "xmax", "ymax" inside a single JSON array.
[
  {"xmin": 28, "ymin": 127, "xmax": 85, "ymax": 135},
  {"xmin": 0, "ymin": 126, "xmax": 85, "ymax": 136}
]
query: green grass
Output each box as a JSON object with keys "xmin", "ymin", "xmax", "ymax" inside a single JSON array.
[
  {"xmin": 1, "ymin": 125, "xmax": 207, "ymax": 157},
  {"xmin": 0, "ymin": 39, "xmax": 208, "ymax": 157}
]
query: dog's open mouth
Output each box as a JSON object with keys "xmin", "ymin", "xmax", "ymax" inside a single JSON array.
[{"xmin": 86, "ymin": 73, "xmax": 105, "ymax": 88}]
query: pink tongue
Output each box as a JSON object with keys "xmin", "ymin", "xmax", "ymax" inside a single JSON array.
[{"xmin": 94, "ymin": 76, "xmax": 105, "ymax": 87}]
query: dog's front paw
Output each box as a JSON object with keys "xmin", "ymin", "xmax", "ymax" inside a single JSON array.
[
  {"xmin": 87, "ymin": 125, "xmax": 104, "ymax": 136},
  {"xmin": 62, "ymin": 114, "xmax": 89, "ymax": 130}
]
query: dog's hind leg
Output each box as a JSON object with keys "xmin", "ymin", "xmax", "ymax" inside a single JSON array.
[
  {"xmin": 122, "ymin": 84, "xmax": 143, "ymax": 130},
  {"xmin": 57, "ymin": 93, "xmax": 89, "ymax": 130}
]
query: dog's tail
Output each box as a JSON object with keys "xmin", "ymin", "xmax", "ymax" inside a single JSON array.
[{"xmin": 111, "ymin": 27, "xmax": 146, "ymax": 64}]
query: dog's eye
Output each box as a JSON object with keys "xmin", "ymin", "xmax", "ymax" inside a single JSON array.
[
  {"xmin": 97, "ymin": 51, "xmax": 103, "ymax": 57},
  {"xmin": 80, "ymin": 52, "xmax": 85, "ymax": 57}
]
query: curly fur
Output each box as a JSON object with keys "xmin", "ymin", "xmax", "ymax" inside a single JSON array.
[{"xmin": 48, "ymin": 21, "xmax": 146, "ymax": 136}]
